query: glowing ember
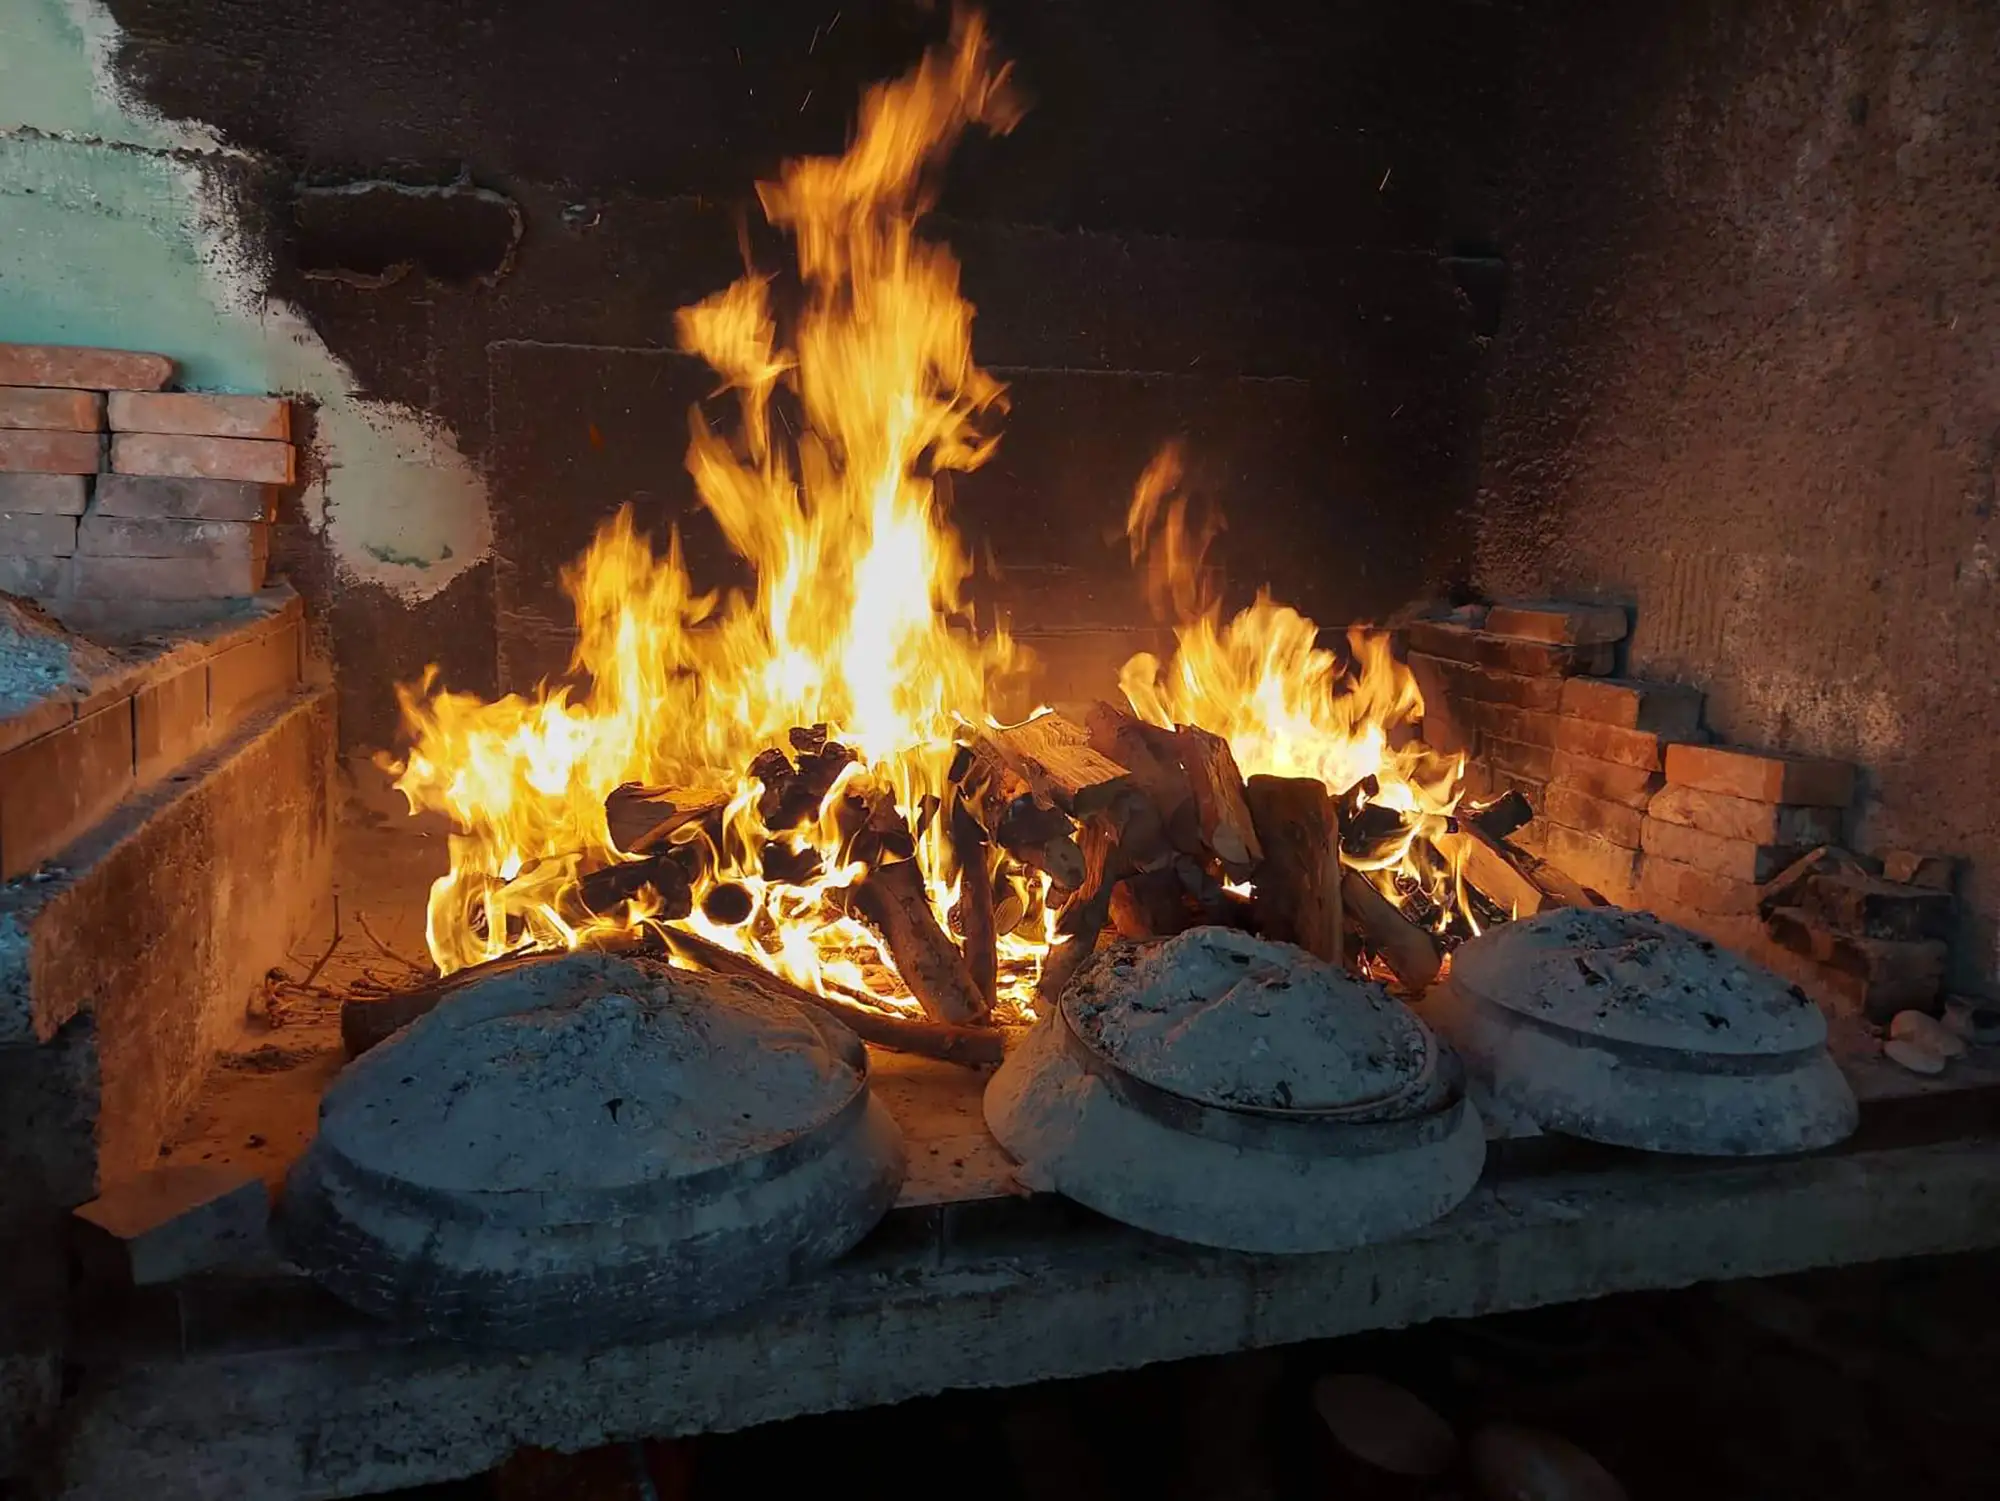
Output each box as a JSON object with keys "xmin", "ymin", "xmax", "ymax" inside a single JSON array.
[{"xmin": 387, "ymin": 14, "xmax": 1465, "ymax": 1013}]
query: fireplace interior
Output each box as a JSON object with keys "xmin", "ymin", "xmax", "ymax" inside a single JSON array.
[{"xmin": 2, "ymin": 0, "xmax": 1998, "ymax": 1496}]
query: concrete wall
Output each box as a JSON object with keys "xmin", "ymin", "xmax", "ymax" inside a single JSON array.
[{"xmin": 1476, "ymin": 0, "xmax": 2000, "ymax": 985}]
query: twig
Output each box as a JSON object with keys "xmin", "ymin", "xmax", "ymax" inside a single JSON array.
[
  {"xmin": 355, "ymin": 910, "xmax": 433, "ymax": 977},
  {"xmin": 300, "ymin": 896, "xmax": 342, "ymax": 989}
]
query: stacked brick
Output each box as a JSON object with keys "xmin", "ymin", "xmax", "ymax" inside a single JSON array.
[
  {"xmin": 1759, "ymin": 848, "xmax": 1957, "ymax": 1024},
  {"xmin": 0, "ymin": 344, "xmax": 292, "ymax": 606}
]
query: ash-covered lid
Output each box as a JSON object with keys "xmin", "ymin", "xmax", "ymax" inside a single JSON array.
[
  {"xmin": 317, "ymin": 952, "xmax": 862, "ymax": 1197},
  {"xmin": 1448, "ymin": 907, "xmax": 1824, "ymax": 1057},
  {"xmin": 1063, "ymin": 927, "xmax": 1432, "ymax": 1113}
]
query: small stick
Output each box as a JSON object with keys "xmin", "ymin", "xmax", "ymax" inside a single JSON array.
[
  {"xmin": 300, "ymin": 896, "xmax": 342, "ymax": 990},
  {"xmin": 355, "ymin": 909, "xmax": 433, "ymax": 977}
]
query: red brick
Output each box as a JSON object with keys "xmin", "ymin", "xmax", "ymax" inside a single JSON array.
[
  {"xmin": 0, "ymin": 430, "xmax": 100, "ymax": 475},
  {"xmin": 1640, "ymin": 817, "xmax": 1799, "ymax": 882},
  {"xmin": 0, "ymin": 387, "xmax": 103, "ymax": 432},
  {"xmin": 0, "ymin": 701, "xmax": 135, "ymax": 878},
  {"xmin": 0, "ymin": 513, "xmax": 77, "ymax": 553},
  {"xmin": 1558, "ymin": 676, "xmax": 1703, "ymax": 736},
  {"xmin": 1647, "ymin": 784, "xmax": 1842, "ymax": 847},
  {"xmin": 1477, "ymin": 735, "xmax": 1554, "ymax": 782},
  {"xmin": 76, "ymin": 515, "xmax": 266, "ymax": 564},
  {"xmin": 1663, "ymin": 743, "xmax": 1854, "ymax": 807},
  {"xmin": 1404, "ymin": 651, "xmax": 1564, "ymax": 710},
  {"xmin": 1636, "ymin": 854, "xmax": 1760, "ymax": 916},
  {"xmin": 1484, "ymin": 601, "xmax": 1629, "ymax": 646},
  {"xmin": 107, "ymin": 391, "xmax": 290, "ymax": 442},
  {"xmin": 0, "ymin": 344, "xmax": 173, "ymax": 392},
  {"xmin": 110, "ymin": 432, "xmax": 294, "ymax": 485},
  {"xmin": 1463, "ymin": 701, "xmax": 1561, "ymax": 747},
  {"xmin": 1548, "ymin": 749, "xmax": 1663, "ymax": 808},
  {"xmin": 135, "ymin": 664, "xmax": 211, "ymax": 781},
  {"xmin": 0, "ymin": 555, "xmax": 66, "ymax": 597},
  {"xmin": 1409, "ymin": 651, "xmax": 1469, "ymax": 755},
  {"xmin": 1541, "ymin": 783, "xmax": 1643, "ymax": 848},
  {"xmin": 1539, "ymin": 823, "xmax": 1639, "ymax": 903},
  {"xmin": 0, "ymin": 474, "xmax": 88, "ymax": 514},
  {"xmin": 91, "ymin": 474, "xmax": 273, "ymax": 522},
  {"xmin": 208, "ymin": 622, "xmax": 300, "ymax": 725},
  {"xmin": 67, "ymin": 549, "xmax": 268, "ymax": 601},
  {"xmin": 1764, "ymin": 907, "xmax": 1946, "ymax": 1023},
  {"xmin": 1404, "ymin": 620, "xmax": 1615, "ymax": 677},
  {"xmin": 1552, "ymin": 716, "xmax": 1667, "ymax": 770},
  {"xmin": 0, "ymin": 697, "xmax": 72, "ymax": 757}
]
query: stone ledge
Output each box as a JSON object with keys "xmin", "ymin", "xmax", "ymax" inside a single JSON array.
[{"xmin": 51, "ymin": 1115, "xmax": 2000, "ymax": 1501}]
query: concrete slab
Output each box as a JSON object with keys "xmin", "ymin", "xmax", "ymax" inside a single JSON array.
[{"xmin": 52, "ymin": 1104, "xmax": 2000, "ymax": 1501}]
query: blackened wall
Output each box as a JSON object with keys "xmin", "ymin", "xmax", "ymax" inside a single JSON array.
[
  {"xmin": 103, "ymin": 0, "xmax": 1512, "ymax": 746},
  {"xmin": 1476, "ymin": 0, "xmax": 2000, "ymax": 977}
]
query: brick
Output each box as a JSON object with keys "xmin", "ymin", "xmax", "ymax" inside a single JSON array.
[
  {"xmin": 0, "ymin": 387, "xmax": 103, "ymax": 432},
  {"xmin": 1548, "ymin": 749, "xmax": 1663, "ymax": 808},
  {"xmin": 1641, "ymin": 817, "xmax": 1799, "ymax": 882},
  {"xmin": 1404, "ymin": 620, "xmax": 1614, "ymax": 677},
  {"xmin": 0, "ymin": 697, "xmax": 72, "ymax": 757},
  {"xmin": 1463, "ymin": 701, "xmax": 1560, "ymax": 747},
  {"xmin": 0, "ymin": 429, "xmax": 100, "ymax": 475},
  {"xmin": 0, "ymin": 555, "xmax": 66, "ymax": 597},
  {"xmin": 1477, "ymin": 735, "xmax": 1554, "ymax": 782},
  {"xmin": 1663, "ymin": 743, "xmax": 1854, "ymax": 807},
  {"xmin": 1552, "ymin": 716, "xmax": 1667, "ymax": 770},
  {"xmin": 0, "ymin": 473, "xmax": 88, "ymax": 514},
  {"xmin": 1636, "ymin": 854, "xmax": 1761, "ymax": 916},
  {"xmin": 0, "ymin": 513, "xmax": 77, "ymax": 554},
  {"xmin": 1541, "ymin": 783, "xmax": 1644, "ymax": 848},
  {"xmin": 1539, "ymin": 823, "xmax": 1640, "ymax": 903},
  {"xmin": 0, "ymin": 701, "xmax": 134, "ymax": 878},
  {"xmin": 107, "ymin": 391, "xmax": 290, "ymax": 442},
  {"xmin": 76, "ymin": 514, "xmax": 266, "ymax": 564},
  {"xmin": 1793, "ymin": 865, "xmax": 1955, "ymax": 943},
  {"xmin": 1404, "ymin": 652, "xmax": 1564, "ymax": 710},
  {"xmin": 0, "ymin": 344, "xmax": 172, "ymax": 391},
  {"xmin": 110, "ymin": 432, "xmax": 294, "ymax": 485},
  {"xmin": 91, "ymin": 473, "xmax": 274, "ymax": 522},
  {"xmin": 1881, "ymin": 851, "xmax": 1958, "ymax": 891},
  {"xmin": 1484, "ymin": 601, "xmax": 1629, "ymax": 646},
  {"xmin": 1647, "ymin": 784, "xmax": 1843, "ymax": 847},
  {"xmin": 72, "ymin": 1164, "xmax": 268, "ymax": 1286},
  {"xmin": 209, "ymin": 621, "xmax": 300, "ymax": 725},
  {"xmin": 1763, "ymin": 908, "xmax": 1946, "ymax": 1023},
  {"xmin": 1558, "ymin": 676, "xmax": 1703, "ymax": 736},
  {"xmin": 135, "ymin": 664, "xmax": 211, "ymax": 781},
  {"xmin": 66, "ymin": 547, "xmax": 268, "ymax": 601}
]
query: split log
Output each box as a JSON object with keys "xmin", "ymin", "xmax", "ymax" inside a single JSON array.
[
  {"xmin": 1341, "ymin": 869, "xmax": 1442, "ymax": 994},
  {"xmin": 657, "ymin": 926, "xmax": 1005, "ymax": 1068},
  {"xmin": 573, "ymin": 847, "xmax": 695, "ymax": 920},
  {"xmin": 993, "ymin": 794, "xmax": 1086, "ymax": 889},
  {"xmin": 848, "ymin": 856, "xmax": 992, "ymax": 1025},
  {"xmin": 1034, "ymin": 817, "xmax": 1128, "ymax": 1011},
  {"xmin": 1173, "ymin": 724, "xmax": 1262, "ymax": 878},
  {"xmin": 603, "ymin": 783, "xmax": 728, "ymax": 854},
  {"xmin": 978, "ymin": 712, "xmax": 1132, "ymax": 820},
  {"xmin": 1435, "ymin": 824, "xmax": 1594, "ymax": 916},
  {"xmin": 1244, "ymin": 774, "xmax": 1344, "ymax": 964},
  {"xmin": 947, "ymin": 793, "xmax": 999, "ymax": 1009},
  {"xmin": 1084, "ymin": 701, "xmax": 1201, "ymax": 852}
]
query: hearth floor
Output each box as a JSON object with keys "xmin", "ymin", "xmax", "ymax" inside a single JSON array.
[{"xmin": 65, "ymin": 765, "xmax": 2000, "ymax": 1500}]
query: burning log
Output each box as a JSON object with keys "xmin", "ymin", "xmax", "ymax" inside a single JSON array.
[
  {"xmin": 992, "ymin": 793, "xmax": 1086, "ymax": 888},
  {"xmin": 657, "ymin": 927, "xmax": 1004, "ymax": 1068},
  {"xmin": 1435, "ymin": 823, "xmax": 1595, "ymax": 916},
  {"xmin": 603, "ymin": 783, "xmax": 728, "ymax": 854},
  {"xmin": 848, "ymin": 856, "xmax": 992, "ymax": 1025},
  {"xmin": 573, "ymin": 847, "xmax": 695, "ymax": 920},
  {"xmin": 1243, "ymin": 774, "xmax": 1345, "ymax": 965},
  {"xmin": 1085, "ymin": 701, "xmax": 1202, "ymax": 852},
  {"xmin": 1341, "ymin": 869, "xmax": 1442, "ymax": 994},
  {"xmin": 947, "ymin": 793, "xmax": 999, "ymax": 1009},
  {"xmin": 1174, "ymin": 723, "xmax": 1263, "ymax": 879},
  {"xmin": 1034, "ymin": 816, "xmax": 1130, "ymax": 1010},
  {"xmin": 977, "ymin": 712, "xmax": 1133, "ymax": 820}
]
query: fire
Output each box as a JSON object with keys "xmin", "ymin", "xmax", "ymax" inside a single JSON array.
[
  {"xmin": 387, "ymin": 13, "xmax": 1464, "ymax": 1009},
  {"xmin": 1117, "ymin": 445, "xmax": 1465, "ymax": 916}
]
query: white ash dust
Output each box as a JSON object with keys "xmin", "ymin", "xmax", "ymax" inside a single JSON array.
[{"xmin": 0, "ymin": 594, "xmax": 115, "ymax": 715}]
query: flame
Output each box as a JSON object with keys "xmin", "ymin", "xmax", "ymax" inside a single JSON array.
[
  {"xmin": 391, "ymin": 14, "xmax": 1042, "ymax": 1003},
  {"xmin": 1116, "ymin": 444, "xmax": 1466, "ymax": 918},
  {"xmin": 388, "ymin": 12, "xmax": 1470, "ymax": 1010}
]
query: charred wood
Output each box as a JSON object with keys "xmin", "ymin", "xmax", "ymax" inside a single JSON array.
[
  {"xmin": 1341, "ymin": 869, "xmax": 1442, "ymax": 994},
  {"xmin": 848, "ymin": 855, "xmax": 992, "ymax": 1025},
  {"xmin": 947, "ymin": 793, "xmax": 999, "ymax": 1009},
  {"xmin": 1173, "ymin": 724, "xmax": 1262, "ymax": 878},
  {"xmin": 978, "ymin": 713, "xmax": 1133, "ymax": 820}
]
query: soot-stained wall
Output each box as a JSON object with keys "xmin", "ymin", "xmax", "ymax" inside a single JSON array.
[
  {"xmin": 99, "ymin": 0, "xmax": 1511, "ymax": 749},
  {"xmin": 1475, "ymin": 0, "xmax": 2000, "ymax": 979}
]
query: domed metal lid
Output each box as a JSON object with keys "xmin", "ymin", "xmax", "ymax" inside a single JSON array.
[
  {"xmin": 1448, "ymin": 907, "xmax": 1825, "ymax": 1060},
  {"xmin": 318, "ymin": 951, "xmax": 866, "ymax": 1201},
  {"xmin": 1062, "ymin": 928, "xmax": 1438, "ymax": 1119}
]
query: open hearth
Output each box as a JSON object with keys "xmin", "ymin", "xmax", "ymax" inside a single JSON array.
[{"xmin": 3, "ymin": 0, "xmax": 1998, "ymax": 1496}]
